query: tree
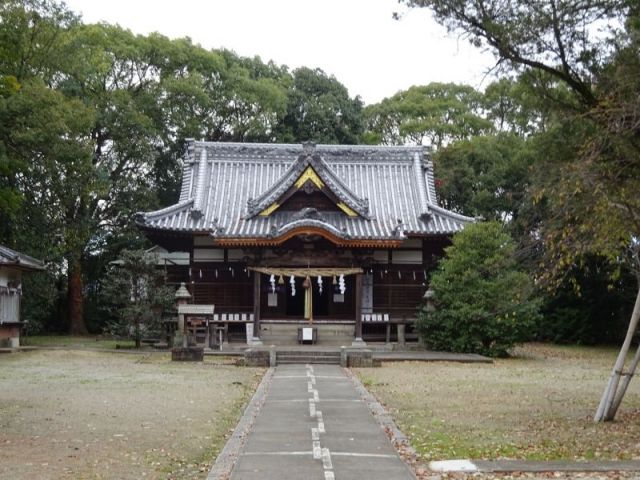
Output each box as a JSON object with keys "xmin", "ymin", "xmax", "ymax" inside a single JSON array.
[
  {"xmin": 483, "ymin": 76, "xmax": 561, "ymax": 136},
  {"xmin": 0, "ymin": 0, "xmax": 81, "ymax": 240},
  {"xmin": 399, "ymin": 0, "xmax": 639, "ymax": 420},
  {"xmin": 417, "ymin": 221, "xmax": 540, "ymax": 357},
  {"xmin": 102, "ymin": 249, "xmax": 174, "ymax": 348},
  {"xmin": 434, "ymin": 132, "xmax": 533, "ymax": 222},
  {"xmin": 364, "ymin": 83, "xmax": 493, "ymax": 147},
  {"xmin": 397, "ymin": 0, "xmax": 631, "ymax": 109},
  {"xmin": 274, "ymin": 67, "xmax": 364, "ymax": 144}
]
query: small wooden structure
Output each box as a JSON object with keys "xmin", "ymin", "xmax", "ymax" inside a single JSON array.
[
  {"xmin": 0, "ymin": 245, "xmax": 45, "ymax": 347},
  {"xmin": 137, "ymin": 142, "xmax": 473, "ymax": 345}
]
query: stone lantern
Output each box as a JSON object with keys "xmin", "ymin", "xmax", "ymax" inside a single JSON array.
[
  {"xmin": 174, "ymin": 282, "xmax": 191, "ymax": 347},
  {"xmin": 423, "ymin": 287, "xmax": 436, "ymax": 313}
]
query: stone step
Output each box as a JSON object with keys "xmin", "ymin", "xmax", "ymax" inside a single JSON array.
[
  {"xmin": 277, "ymin": 357, "xmax": 341, "ymax": 365},
  {"xmin": 276, "ymin": 351, "xmax": 341, "ymax": 365},
  {"xmin": 276, "ymin": 351, "xmax": 341, "ymax": 357},
  {"xmin": 259, "ymin": 323, "xmax": 355, "ymax": 346}
]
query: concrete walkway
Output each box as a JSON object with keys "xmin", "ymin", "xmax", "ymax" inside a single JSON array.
[{"xmin": 226, "ymin": 364, "xmax": 415, "ymax": 480}]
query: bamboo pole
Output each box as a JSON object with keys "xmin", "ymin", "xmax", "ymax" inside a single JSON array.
[
  {"xmin": 594, "ymin": 287, "xmax": 640, "ymax": 422},
  {"xmin": 608, "ymin": 342, "xmax": 640, "ymax": 420}
]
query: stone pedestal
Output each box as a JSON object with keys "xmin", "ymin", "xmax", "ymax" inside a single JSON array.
[{"xmin": 171, "ymin": 346, "xmax": 204, "ymax": 362}]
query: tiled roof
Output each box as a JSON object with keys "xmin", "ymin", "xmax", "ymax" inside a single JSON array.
[
  {"xmin": 137, "ymin": 141, "xmax": 474, "ymax": 241},
  {"xmin": 0, "ymin": 245, "xmax": 45, "ymax": 271}
]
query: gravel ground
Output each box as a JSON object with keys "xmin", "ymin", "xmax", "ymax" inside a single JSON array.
[
  {"xmin": 0, "ymin": 350, "xmax": 264, "ymax": 480},
  {"xmin": 354, "ymin": 343, "xmax": 640, "ymax": 466}
]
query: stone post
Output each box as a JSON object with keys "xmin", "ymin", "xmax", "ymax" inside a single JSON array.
[
  {"xmin": 397, "ymin": 324, "xmax": 406, "ymax": 347},
  {"xmin": 174, "ymin": 282, "xmax": 191, "ymax": 348}
]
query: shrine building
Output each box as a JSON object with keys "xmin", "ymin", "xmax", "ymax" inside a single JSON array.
[{"xmin": 136, "ymin": 141, "xmax": 473, "ymax": 346}]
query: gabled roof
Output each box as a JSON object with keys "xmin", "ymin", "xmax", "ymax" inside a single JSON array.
[
  {"xmin": 136, "ymin": 141, "xmax": 474, "ymax": 245},
  {"xmin": 0, "ymin": 245, "xmax": 45, "ymax": 271}
]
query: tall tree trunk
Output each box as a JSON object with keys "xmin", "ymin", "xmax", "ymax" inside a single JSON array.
[
  {"xmin": 594, "ymin": 287, "xmax": 640, "ymax": 421},
  {"xmin": 68, "ymin": 258, "xmax": 88, "ymax": 335}
]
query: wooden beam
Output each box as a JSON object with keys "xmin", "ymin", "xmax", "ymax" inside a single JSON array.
[
  {"xmin": 355, "ymin": 273, "xmax": 363, "ymax": 341},
  {"xmin": 214, "ymin": 227, "xmax": 403, "ymax": 248}
]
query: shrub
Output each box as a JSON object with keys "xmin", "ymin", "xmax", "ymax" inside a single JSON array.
[
  {"xmin": 102, "ymin": 249, "xmax": 175, "ymax": 348},
  {"xmin": 417, "ymin": 221, "xmax": 540, "ymax": 357}
]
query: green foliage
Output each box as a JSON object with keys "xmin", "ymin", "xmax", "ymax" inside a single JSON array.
[
  {"xmin": 435, "ymin": 133, "xmax": 534, "ymax": 221},
  {"xmin": 20, "ymin": 269, "xmax": 61, "ymax": 335},
  {"xmin": 418, "ymin": 222, "xmax": 540, "ymax": 357},
  {"xmin": 536, "ymin": 257, "xmax": 636, "ymax": 345},
  {"xmin": 399, "ymin": 0, "xmax": 631, "ymax": 108},
  {"xmin": 364, "ymin": 82, "xmax": 493, "ymax": 147},
  {"xmin": 275, "ymin": 67, "xmax": 364, "ymax": 144},
  {"xmin": 101, "ymin": 249, "xmax": 174, "ymax": 347}
]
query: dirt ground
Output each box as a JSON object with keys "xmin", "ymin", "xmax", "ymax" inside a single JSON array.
[
  {"xmin": 0, "ymin": 350, "xmax": 263, "ymax": 480},
  {"xmin": 354, "ymin": 343, "xmax": 640, "ymax": 464}
]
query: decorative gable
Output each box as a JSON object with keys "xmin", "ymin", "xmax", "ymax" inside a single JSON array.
[{"xmin": 246, "ymin": 142, "xmax": 369, "ymax": 219}]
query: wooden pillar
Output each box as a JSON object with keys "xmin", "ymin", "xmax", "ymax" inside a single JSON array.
[
  {"xmin": 353, "ymin": 273, "xmax": 364, "ymax": 345},
  {"xmin": 252, "ymin": 272, "xmax": 262, "ymax": 343}
]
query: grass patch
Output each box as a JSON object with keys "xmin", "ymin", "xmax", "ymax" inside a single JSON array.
[
  {"xmin": 354, "ymin": 343, "xmax": 640, "ymax": 462},
  {"xmin": 0, "ymin": 350, "xmax": 263, "ymax": 479}
]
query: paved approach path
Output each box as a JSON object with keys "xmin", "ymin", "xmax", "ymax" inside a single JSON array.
[{"xmin": 228, "ymin": 364, "xmax": 415, "ymax": 480}]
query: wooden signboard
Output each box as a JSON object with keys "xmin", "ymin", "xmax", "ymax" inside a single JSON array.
[{"xmin": 178, "ymin": 304, "xmax": 214, "ymax": 315}]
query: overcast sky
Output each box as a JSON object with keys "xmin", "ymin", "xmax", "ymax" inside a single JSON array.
[{"xmin": 63, "ymin": 0, "xmax": 497, "ymax": 105}]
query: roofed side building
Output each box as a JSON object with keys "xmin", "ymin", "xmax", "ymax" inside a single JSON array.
[
  {"xmin": 0, "ymin": 245, "xmax": 45, "ymax": 347},
  {"xmin": 137, "ymin": 141, "xmax": 473, "ymax": 346}
]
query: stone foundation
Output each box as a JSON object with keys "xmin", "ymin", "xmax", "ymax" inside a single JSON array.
[
  {"xmin": 345, "ymin": 349, "xmax": 373, "ymax": 367},
  {"xmin": 244, "ymin": 348, "xmax": 270, "ymax": 367}
]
